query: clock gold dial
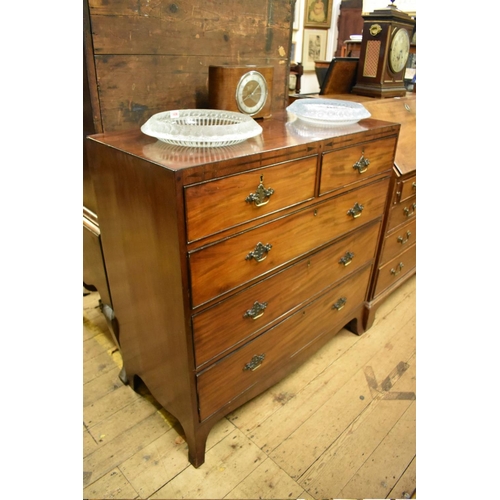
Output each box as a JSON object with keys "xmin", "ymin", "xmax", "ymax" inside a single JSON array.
[
  {"xmin": 236, "ymin": 71, "xmax": 268, "ymax": 116},
  {"xmin": 389, "ymin": 28, "xmax": 410, "ymax": 73}
]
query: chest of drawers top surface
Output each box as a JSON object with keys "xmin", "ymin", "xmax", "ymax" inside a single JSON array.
[{"xmin": 87, "ymin": 111, "xmax": 399, "ymax": 177}]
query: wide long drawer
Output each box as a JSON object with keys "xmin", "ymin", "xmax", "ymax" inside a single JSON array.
[
  {"xmin": 373, "ymin": 244, "xmax": 416, "ymax": 298},
  {"xmin": 189, "ymin": 176, "xmax": 390, "ymax": 307},
  {"xmin": 192, "ymin": 221, "xmax": 381, "ymax": 368},
  {"xmin": 320, "ymin": 136, "xmax": 397, "ymax": 195},
  {"xmin": 184, "ymin": 156, "xmax": 317, "ymax": 242},
  {"xmin": 196, "ymin": 265, "xmax": 372, "ymax": 421},
  {"xmin": 379, "ymin": 218, "xmax": 416, "ymax": 267}
]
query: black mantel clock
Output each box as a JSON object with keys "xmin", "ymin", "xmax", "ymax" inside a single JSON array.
[{"xmin": 352, "ymin": 1, "xmax": 415, "ymax": 98}]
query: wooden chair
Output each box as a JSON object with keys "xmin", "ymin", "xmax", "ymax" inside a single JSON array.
[{"xmin": 319, "ymin": 57, "xmax": 359, "ymax": 95}]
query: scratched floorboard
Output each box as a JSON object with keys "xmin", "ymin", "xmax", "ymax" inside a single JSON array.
[{"xmin": 83, "ymin": 275, "xmax": 416, "ymax": 499}]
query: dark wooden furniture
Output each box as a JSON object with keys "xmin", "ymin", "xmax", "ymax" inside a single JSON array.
[
  {"xmin": 317, "ymin": 92, "xmax": 416, "ymax": 328},
  {"xmin": 362, "ymin": 94, "xmax": 416, "ymax": 328},
  {"xmin": 86, "ymin": 111, "xmax": 400, "ymax": 467},
  {"xmin": 341, "ymin": 40, "xmax": 361, "ymax": 57},
  {"xmin": 290, "ymin": 62, "xmax": 304, "ymax": 93},
  {"xmin": 334, "ymin": 0, "xmax": 363, "ymax": 57},
  {"xmin": 319, "ymin": 57, "xmax": 359, "ymax": 95},
  {"xmin": 83, "ymin": 0, "xmax": 294, "ymax": 348}
]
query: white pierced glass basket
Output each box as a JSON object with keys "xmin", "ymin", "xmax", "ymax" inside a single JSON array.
[
  {"xmin": 286, "ymin": 98, "xmax": 371, "ymax": 126},
  {"xmin": 140, "ymin": 109, "xmax": 263, "ymax": 147}
]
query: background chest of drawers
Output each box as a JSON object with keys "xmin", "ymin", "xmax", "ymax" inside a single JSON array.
[
  {"xmin": 86, "ymin": 111, "xmax": 400, "ymax": 467},
  {"xmin": 361, "ymin": 95, "xmax": 417, "ymax": 329}
]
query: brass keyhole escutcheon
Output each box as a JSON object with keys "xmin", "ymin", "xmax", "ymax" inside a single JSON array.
[{"xmin": 245, "ymin": 175, "xmax": 274, "ymax": 207}]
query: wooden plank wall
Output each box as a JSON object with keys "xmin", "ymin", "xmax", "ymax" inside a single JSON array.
[{"xmin": 85, "ymin": 0, "xmax": 294, "ymax": 132}]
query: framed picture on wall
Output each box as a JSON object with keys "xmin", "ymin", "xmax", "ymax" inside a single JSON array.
[
  {"xmin": 304, "ymin": 0, "xmax": 333, "ymax": 29},
  {"xmin": 302, "ymin": 29, "xmax": 327, "ymax": 71}
]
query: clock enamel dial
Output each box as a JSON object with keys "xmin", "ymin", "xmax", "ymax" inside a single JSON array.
[
  {"xmin": 389, "ymin": 28, "xmax": 410, "ymax": 73},
  {"xmin": 208, "ymin": 65, "xmax": 274, "ymax": 119},
  {"xmin": 236, "ymin": 71, "xmax": 268, "ymax": 116}
]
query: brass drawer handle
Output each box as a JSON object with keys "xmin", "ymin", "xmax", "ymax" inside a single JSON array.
[
  {"xmin": 243, "ymin": 301, "xmax": 268, "ymax": 320},
  {"xmin": 332, "ymin": 297, "xmax": 347, "ymax": 311},
  {"xmin": 339, "ymin": 251, "xmax": 355, "ymax": 266},
  {"xmin": 397, "ymin": 231, "xmax": 412, "ymax": 245},
  {"xmin": 246, "ymin": 242, "xmax": 272, "ymax": 262},
  {"xmin": 243, "ymin": 354, "xmax": 265, "ymax": 371},
  {"xmin": 412, "ymin": 182, "xmax": 416, "ymax": 191},
  {"xmin": 347, "ymin": 202, "xmax": 364, "ymax": 219},
  {"xmin": 403, "ymin": 203, "xmax": 416, "ymax": 217},
  {"xmin": 245, "ymin": 175, "xmax": 274, "ymax": 207},
  {"xmin": 390, "ymin": 262, "xmax": 404, "ymax": 276},
  {"xmin": 353, "ymin": 152, "xmax": 370, "ymax": 174}
]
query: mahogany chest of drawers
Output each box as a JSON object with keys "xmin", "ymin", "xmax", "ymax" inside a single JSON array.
[{"xmin": 86, "ymin": 111, "xmax": 399, "ymax": 467}]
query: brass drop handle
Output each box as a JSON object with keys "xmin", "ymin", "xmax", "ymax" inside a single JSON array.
[
  {"xmin": 391, "ymin": 262, "xmax": 404, "ymax": 276},
  {"xmin": 245, "ymin": 175, "xmax": 274, "ymax": 207},
  {"xmin": 403, "ymin": 203, "xmax": 416, "ymax": 217},
  {"xmin": 243, "ymin": 354, "xmax": 265, "ymax": 371},
  {"xmin": 246, "ymin": 242, "xmax": 273, "ymax": 262},
  {"xmin": 339, "ymin": 251, "xmax": 355, "ymax": 266},
  {"xmin": 397, "ymin": 231, "xmax": 412, "ymax": 245},
  {"xmin": 332, "ymin": 297, "xmax": 347, "ymax": 311},
  {"xmin": 347, "ymin": 202, "xmax": 364, "ymax": 219},
  {"xmin": 243, "ymin": 301, "xmax": 268, "ymax": 320},
  {"xmin": 412, "ymin": 182, "xmax": 416, "ymax": 191},
  {"xmin": 353, "ymin": 152, "xmax": 370, "ymax": 174}
]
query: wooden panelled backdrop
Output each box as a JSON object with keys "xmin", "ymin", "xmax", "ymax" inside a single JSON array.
[{"xmin": 84, "ymin": 0, "xmax": 294, "ymax": 133}]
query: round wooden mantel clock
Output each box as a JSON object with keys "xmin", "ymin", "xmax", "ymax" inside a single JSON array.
[
  {"xmin": 208, "ymin": 65, "xmax": 274, "ymax": 119},
  {"xmin": 352, "ymin": 1, "xmax": 415, "ymax": 98}
]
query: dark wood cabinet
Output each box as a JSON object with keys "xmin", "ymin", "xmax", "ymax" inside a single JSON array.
[{"xmin": 86, "ymin": 111, "xmax": 400, "ymax": 467}]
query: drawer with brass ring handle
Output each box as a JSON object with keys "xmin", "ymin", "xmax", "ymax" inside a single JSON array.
[
  {"xmin": 246, "ymin": 242, "xmax": 272, "ymax": 262},
  {"xmin": 338, "ymin": 251, "xmax": 355, "ymax": 267},
  {"xmin": 352, "ymin": 151, "xmax": 370, "ymax": 174},
  {"xmin": 243, "ymin": 353, "xmax": 265, "ymax": 371},
  {"xmin": 397, "ymin": 231, "xmax": 412, "ymax": 245},
  {"xmin": 243, "ymin": 301, "xmax": 268, "ymax": 320},
  {"xmin": 245, "ymin": 175, "xmax": 275, "ymax": 207},
  {"xmin": 403, "ymin": 203, "xmax": 416, "ymax": 217},
  {"xmin": 332, "ymin": 297, "xmax": 347, "ymax": 311},
  {"xmin": 390, "ymin": 262, "xmax": 404, "ymax": 276},
  {"xmin": 347, "ymin": 202, "xmax": 364, "ymax": 219}
]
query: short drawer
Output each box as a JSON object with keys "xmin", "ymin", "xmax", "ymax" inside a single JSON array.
[
  {"xmin": 196, "ymin": 265, "xmax": 372, "ymax": 421},
  {"xmin": 320, "ymin": 136, "xmax": 397, "ymax": 195},
  {"xmin": 395, "ymin": 174, "xmax": 416, "ymax": 204},
  {"xmin": 373, "ymin": 244, "xmax": 416, "ymax": 298},
  {"xmin": 192, "ymin": 221, "xmax": 381, "ymax": 368},
  {"xmin": 189, "ymin": 176, "xmax": 390, "ymax": 307},
  {"xmin": 184, "ymin": 156, "xmax": 317, "ymax": 242},
  {"xmin": 386, "ymin": 195, "xmax": 416, "ymax": 232},
  {"xmin": 379, "ymin": 218, "xmax": 416, "ymax": 266}
]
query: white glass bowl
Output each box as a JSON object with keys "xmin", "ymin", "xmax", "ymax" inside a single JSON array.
[
  {"xmin": 141, "ymin": 109, "xmax": 263, "ymax": 147},
  {"xmin": 286, "ymin": 98, "xmax": 371, "ymax": 126}
]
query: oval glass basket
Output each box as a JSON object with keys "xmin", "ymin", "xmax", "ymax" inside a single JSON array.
[
  {"xmin": 140, "ymin": 109, "xmax": 263, "ymax": 147},
  {"xmin": 286, "ymin": 98, "xmax": 371, "ymax": 126}
]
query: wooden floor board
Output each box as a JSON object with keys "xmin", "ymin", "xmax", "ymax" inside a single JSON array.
[{"xmin": 82, "ymin": 275, "xmax": 416, "ymax": 499}]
